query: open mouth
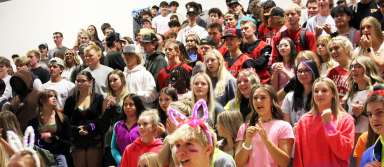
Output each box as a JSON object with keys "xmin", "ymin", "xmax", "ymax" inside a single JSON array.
[{"xmin": 180, "ymin": 159, "xmax": 191, "ymax": 166}]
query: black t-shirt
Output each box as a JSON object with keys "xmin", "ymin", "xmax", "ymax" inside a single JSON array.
[
  {"xmin": 351, "ymin": 1, "xmax": 380, "ymax": 29},
  {"xmin": 31, "ymin": 66, "xmax": 50, "ymax": 83},
  {"xmin": 104, "ymin": 51, "xmax": 125, "ymax": 71}
]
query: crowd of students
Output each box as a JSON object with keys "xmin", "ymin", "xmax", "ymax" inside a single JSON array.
[{"xmin": 0, "ymin": 0, "xmax": 384, "ymax": 166}]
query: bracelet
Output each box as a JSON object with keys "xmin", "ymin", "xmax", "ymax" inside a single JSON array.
[{"xmin": 242, "ymin": 142, "xmax": 252, "ymax": 150}]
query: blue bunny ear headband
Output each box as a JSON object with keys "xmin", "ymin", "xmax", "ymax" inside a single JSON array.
[
  {"xmin": 167, "ymin": 99, "xmax": 213, "ymax": 145},
  {"xmin": 7, "ymin": 126, "xmax": 40, "ymax": 167}
]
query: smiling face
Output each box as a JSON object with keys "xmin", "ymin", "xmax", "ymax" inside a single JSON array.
[
  {"xmin": 278, "ymin": 39, "xmax": 292, "ymax": 57},
  {"xmin": 237, "ymin": 74, "xmax": 252, "ymax": 98},
  {"xmin": 328, "ymin": 42, "xmax": 349, "ymax": 65},
  {"xmin": 367, "ymin": 101, "xmax": 384, "ymax": 135},
  {"xmin": 313, "ymin": 81, "xmax": 333, "ymax": 108},
  {"xmin": 297, "ymin": 63, "xmax": 313, "ymax": 85},
  {"xmin": 174, "ymin": 138, "xmax": 212, "ymax": 167}
]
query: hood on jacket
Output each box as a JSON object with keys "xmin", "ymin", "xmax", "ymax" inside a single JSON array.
[
  {"xmin": 124, "ymin": 65, "xmax": 146, "ymax": 74},
  {"xmin": 10, "ymin": 70, "xmax": 34, "ymax": 96},
  {"xmin": 132, "ymin": 138, "xmax": 163, "ymax": 148}
]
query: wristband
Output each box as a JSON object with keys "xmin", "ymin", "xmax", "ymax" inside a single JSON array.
[{"xmin": 242, "ymin": 142, "xmax": 252, "ymax": 150}]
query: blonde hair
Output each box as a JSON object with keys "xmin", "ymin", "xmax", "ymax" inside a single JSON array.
[
  {"xmin": 138, "ymin": 153, "xmax": 161, "ymax": 167},
  {"xmin": 84, "ymin": 44, "xmax": 102, "ymax": 58},
  {"xmin": 285, "ymin": 3, "xmax": 301, "ymax": 16},
  {"xmin": 295, "ymin": 50, "xmax": 321, "ymax": 68},
  {"xmin": 361, "ymin": 16, "xmax": 383, "ymax": 41},
  {"xmin": 14, "ymin": 56, "xmax": 30, "ymax": 66},
  {"xmin": 139, "ymin": 109, "xmax": 161, "ymax": 125},
  {"xmin": 346, "ymin": 56, "xmax": 383, "ymax": 99},
  {"xmin": 204, "ymin": 49, "xmax": 234, "ymax": 98},
  {"xmin": 0, "ymin": 144, "xmax": 8, "ymax": 167},
  {"xmin": 217, "ymin": 111, "xmax": 243, "ymax": 139},
  {"xmin": 64, "ymin": 49, "xmax": 81, "ymax": 67},
  {"xmin": 312, "ymin": 77, "xmax": 344, "ymax": 116},
  {"xmin": 191, "ymin": 73, "xmax": 216, "ymax": 122},
  {"xmin": 168, "ymin": 124, "xmax": 216, "ymax": 156},
  {"xmin": 235, "ymin": 69, "xmax": 260, "ymax": 103},
  {"xmin": 327, "ymin": 36, "xmax": 353, "ymax": 58},
  {"xmin": 106, "ymin": 70, "xmax": 129, "ymax": 107},
  {"xmin": 169, "ymin": 101, "xmax": 192, "ymax": 116}
]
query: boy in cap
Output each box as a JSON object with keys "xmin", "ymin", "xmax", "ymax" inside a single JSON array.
[
  {"xmin": 176, "ymin": 3, "xmax": 208, "ymax": 45},
  {"xmin": 222, "ymin": 28, "xmax": 252, "ymax": 77},
  {"xmin": 41, "ymin": 57, "xmax": 75, "ymax": 110},
  {"xmin": 141, "ymin": 31, "xmax": 168, "ymax": 79},
  {"xmin": 122, "ymin": 44, "xmax": 157, "ymax": 105}
]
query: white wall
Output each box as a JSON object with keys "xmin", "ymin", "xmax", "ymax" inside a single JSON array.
[{"xmin": 0, "ymin": 0, "xmax": 291, "ymax": 59}]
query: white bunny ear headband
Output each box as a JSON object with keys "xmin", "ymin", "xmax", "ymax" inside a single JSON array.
[
  {"xmin": 7, "ymin": 126, "xmax": 41, "ymax": 167},
  {"xmin": 167, "ymin": 99, "xmax": 213, "ymax": 145}
]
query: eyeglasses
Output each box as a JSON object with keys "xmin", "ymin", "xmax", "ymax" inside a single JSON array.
[{"xmin": 296, "ymin": 68, "xmax": 311, "ymax": 74}]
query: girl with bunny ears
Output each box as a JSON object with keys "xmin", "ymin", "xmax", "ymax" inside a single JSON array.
[
  {"xmin": 163, "ymin": 99, "xmax": 235, "ymax": 167},
  {"xmin": 235, "ymin": 85, "xmax": 294, "ymax": 167},
  {"xmin": 6, "ymin": 126, "xmax": 43, "ymax": 167}
]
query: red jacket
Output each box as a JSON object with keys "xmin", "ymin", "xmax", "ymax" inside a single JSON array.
[
  {"xmin": 241, "ymin": 40, "xmax": 271, "ymax": 84},
  {"xmin": 271, "ymin": 28, "xmax": 317, "ymax": 65},
  {"xmin": 157, "ymin": 63, "xmax": 192, "ymax": 90},
  {"xmin": 223, "ymin": 53, "xmax": 251, "ymax": 78},
  {"xmin": 120, "ymin": 138, "xmax": 163, "ymax": 167}
]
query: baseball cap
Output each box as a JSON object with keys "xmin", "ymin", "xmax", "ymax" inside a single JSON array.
[
  {"xmin": 141, "ymin": 32, "xmax": 158, "ymax": 43},
  {"xmin": 226, "ymin": 0, "xmax": 240, "ymax": 6},
  {"xmin": 122, "ymin": 44, "xmax": 137, "ymax": 54},
  {"xmin": 49, "ymin": 57, "xmax": 65, "ymax": 68},
  {"xmin": 222, "ymin": 28, "xmax": 242, "ymax": 39},
  {"xmin": 38, "ymin": 43, "xmax": 48, "ymax": 49}
]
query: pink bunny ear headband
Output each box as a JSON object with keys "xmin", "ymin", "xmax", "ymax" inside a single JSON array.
[
  {"xmin": 167, "ymin": 99, "xmax": 213, "ymax": 145},
  {"xmin": 7, "ymin": 126, "xmax": 41, "ymax": 167}
]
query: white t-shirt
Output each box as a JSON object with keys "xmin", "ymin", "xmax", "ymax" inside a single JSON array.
[
  {"xmin": 306, "ymin": 15, "xmax": 336, "ymax": 36},
  {"xmin": 152, "ymin": 14, "xmax": 170, "ymax": 35},
  {"xmin": 42, "ymin": 79, "xmax": 75, "ymax": 109},
  {"xmin": 176, "ymin": 24, "xmax": 208, "ymax": 45}
]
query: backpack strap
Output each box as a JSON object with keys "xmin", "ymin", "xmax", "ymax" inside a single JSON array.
[{"xmin": 300, "ymin": 28, "xmax": 308, "ymax": 50}]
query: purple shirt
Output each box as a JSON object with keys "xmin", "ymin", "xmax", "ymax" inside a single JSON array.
[{"xmin": 114, "ymin": 121, "xmax": 140, "ymax": 153}]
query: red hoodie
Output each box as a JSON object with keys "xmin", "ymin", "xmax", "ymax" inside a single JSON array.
[
  {"xmin": 294, "ymin": 112, "xmax": 355, "ymax": 167},
  {"xmin": 120, "ymin": 138, "xmax": 163, "ymax": 167}
]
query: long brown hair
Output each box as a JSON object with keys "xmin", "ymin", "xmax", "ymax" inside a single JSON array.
[{"xmin": 249, "ymin": 85, "xmax": 284, "ymax": 126}]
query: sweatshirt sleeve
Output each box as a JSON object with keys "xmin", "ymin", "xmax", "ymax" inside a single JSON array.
[
  {"xmin": 293, "ymin": 119, "xmax": 304, "ymax": 167},
  {"xmin": 322, "ymin": 114, "xmax": 355, "ymax": 161},
  {"xmin": 136, "ymin": 71, "xmax": 158, "ymax": 103},
  {"xmin": 111, "ymin": 123, "xmax": 121, "ymax": 165}
]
